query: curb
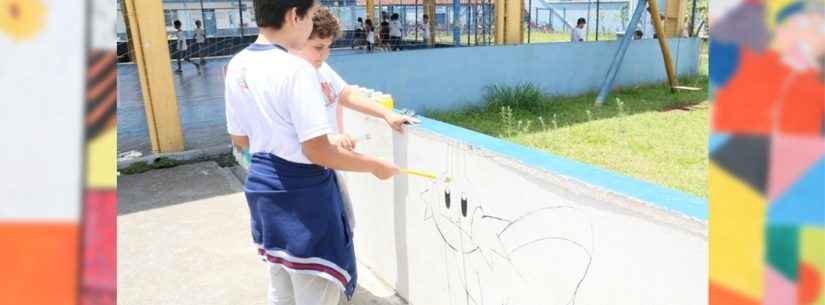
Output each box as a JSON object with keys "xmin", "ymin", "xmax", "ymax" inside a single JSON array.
[{"xmin": 117, "ymin": 144, "xmax": 233, "ymax": 170}]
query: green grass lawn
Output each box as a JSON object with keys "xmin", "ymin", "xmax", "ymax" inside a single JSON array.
[{"xmin": 426, "ymin": 75, "xmax": 710, "ymax": 198}]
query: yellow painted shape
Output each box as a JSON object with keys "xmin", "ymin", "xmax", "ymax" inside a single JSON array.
[
  {"xmin": 801, "ymin": 227, "xmax": 825, "ymax": 305},
  {"xmin": 87, "ymin": 127, "xmax": 116, "ymax": 188},
  {"xmin": 709, "ymin": 162, "xmax": 765, "ymax": 300},
  {"xmin": 0, "ymin": 0, "xmax": 46, "ymax": 41}
]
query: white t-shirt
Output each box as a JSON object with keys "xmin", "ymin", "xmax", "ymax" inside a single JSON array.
[
  {"xmin": 570, "ymin": 27, "xmax": 584, "ymax": 42},
  {"xmin": 224, "ymin": 44, "xmax": 332, "ymax": 164},
  {"xmin": 194, "ymin": 28, "xmax": 206, "ymax": 43},
  {"xmin": 420, "ymin": 23, "xmax": 431, "ymax": 41},
  {"xmin": 389, "ymin": 20, "xmax": 403, "ymax": 37},
  {"xmin": 318, "ymin": 62, "xmax": 348, "ymax": 133},
  {"xmin": 175, "ymin": 30, "xmax": 188, "ymax": 50},
  {"xmin": 367, "ymin": 27, "xmax": 375, "ymax": 43}
]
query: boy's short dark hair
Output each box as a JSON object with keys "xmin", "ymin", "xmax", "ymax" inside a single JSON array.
[
  {"xmin": 577, "ymin": 17, "xmax": 586, "ymax": 25},
  {"xmin": 173, "ymin": 20, "xmax": 182, "ymax": 28},
  {"xmin": 254, "ymin": 0, "xmax": 315, "ymax": 29},
  {"xmin": 309, "ymin": 7, "xmax": 341, "ymax": 40},
  {"xmin": 391, "ymin": 13, "xmax": 399, "ymax": 20}
]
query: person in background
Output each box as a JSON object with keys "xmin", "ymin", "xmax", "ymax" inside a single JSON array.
[
  {"xmin": 379, "ymin": 13, "xmax": 390, "ymax": 50},
  {"xmin": 365, "ymin": 18, "xmax": 375, "ymax": 52},
  {"xmin": 570, "ymin": 17, "xmax": 586, "ymax": 42},
  {"xmin": 352, "ymin": 17, "xmax": 365, "ymax": 49},
  {"xmin": 389, "ymin": 13, "xmax": 403, "ymax": 51},
  {"xmin": 193, "ymin": 20, "xmax": 207, "ymax": 66},
  {"xmin": 419, "ymin": 14, "xmax": 431, "ymax": 47},
  {"xmin": 173, "ymin": 20, "xmax": 200, "ymax": 74}
]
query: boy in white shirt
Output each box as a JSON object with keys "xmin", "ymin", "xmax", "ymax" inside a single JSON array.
[
  {"xmin": 571, "ymin": 17, "xmax": 586, "ymax": 42},
  {"xmin": 193, "ymin": 20, "xmax": 207, "ymax": 65},
  {"xmin": 173, "ymin": 20, "xmax": 200, "ymax": 73},
  {"xmin": 224, "ymin": 1, "xmax": 399, "ymax": 304}
]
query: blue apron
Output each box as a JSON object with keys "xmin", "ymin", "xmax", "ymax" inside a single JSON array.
[{"xmin": 244, "ymin": 152, "xmax": 357, "ymax": 298}]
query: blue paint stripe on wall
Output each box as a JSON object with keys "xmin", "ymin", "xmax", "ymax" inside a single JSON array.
[{"xmin": 416, "ymin": 116, "xmax": 709, "ymax": 220}]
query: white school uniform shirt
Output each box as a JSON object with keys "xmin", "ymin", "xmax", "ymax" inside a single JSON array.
[
  {"xmin": 175, "ymin": 30, "xmax": 188, "ymax": 50},
  {"xmin": 367, "ymin": 27, "xmax": 375, "ymax": 43},
  {"xmin": 194, "ymin": 28, "xmax": 206, "ymax": 43},
  {"xmin": 570, "ymin": 27, "xmax": 585, "ymax": 42},
  {"xmin": 317, "ymin": 62, "xmax": 348, "ymax": 133},
  {"xmin": 224, "ymin": 43, "xmax": 332, "ymax": 164},
  {"xmin": 389, "ymin": 20, "xmax": 403, "ymax": 37}
]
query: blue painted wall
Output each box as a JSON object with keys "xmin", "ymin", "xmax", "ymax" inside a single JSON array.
[{"xmin": 327, "ymin": 37, "xmax": 700, "ymax": 111}]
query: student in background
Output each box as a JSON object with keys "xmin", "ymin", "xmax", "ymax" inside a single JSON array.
[
  {"xmin": 389, "ymin": 13, "xmax": 403, "ymax": 51},
  {"xmin": 419, "ymin": 14, "xmax": 431, "ymax": 47},
  {"xmin": 173, "ymin": 20, "xmax": 200, "ymax": 73},
  {"xmin": 570, "ymin": 17, "xmax": 586, "ymax": 42},
  {"xmin": 193, "ymin": 20, "xmax": 207, "ymax": 66},
  {"xmin": 352, "ymin": 17, "xmax": 365, "ymax": 49},
  {"xmin": 365, "ymin": 18, "xmax": 375, "ymax": 52},
  {"xmin": 379, "ymin": 13, "xmax": 390, "ymax": 50}
]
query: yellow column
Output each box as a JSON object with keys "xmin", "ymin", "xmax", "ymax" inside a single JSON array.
[
  {"xmin": 648, "ymin": 0, "xmax": 679, "ymax": 92},
  {"xmin": 424, "ymin": 0, "xmax": 436, "ymax": 46},
  {"xmin": 366, "ymin": 0, "xmax": 374, "ymax": 24},
  {"xmin": 664, "ymin": 0, "xmax": 685, "ymax": 37},
  {"xmin": 495, "ymin": 0, "xmax": 523, "ymax": 44},
  {"xmin": 123, "ymin": 0, "xmax": 184, "ymax": 153}
]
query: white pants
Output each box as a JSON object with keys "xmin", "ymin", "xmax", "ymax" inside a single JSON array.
[{"xmin": 268, "ymin": 264, "xmax": 341, "ymax": 305}]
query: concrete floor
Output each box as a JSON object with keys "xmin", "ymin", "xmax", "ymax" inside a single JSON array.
[
  {"xmin": 117, "ymin": 161, "xmax": 406, "ymax": 305},
  {"xmin": 117, "ymin": 49, "xmax": 372, "ymax": 156}
]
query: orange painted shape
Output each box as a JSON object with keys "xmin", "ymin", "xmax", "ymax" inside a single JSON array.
[
  {"xmin": 713, "ymin": 49, "xmax": 791, "ymax": 135},
  {"xmin": 800, "ymin": 261, "xmax": 823, "ymax": 305},
  {"xmin": 711, "ymin": 281, "xmax": 761, "ymax": 305},
  {"xmin": 0, "ymin": 222, "xmax": 79, "ymax": 305},
  {"xmin": 778, "ymin": 71, "xmax": 825, "ymax": 136}
]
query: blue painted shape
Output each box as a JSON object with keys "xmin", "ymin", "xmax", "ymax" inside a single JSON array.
[
  {"xmin": 709, "ymin": 134, "xmax": 731, "ymax": 154},
  {"xmin": 776, "ymin": 1, "xmax": 806, "ymax": 24},
  {"xmin": 709, "ymin": 39, "xmax": 740, "ymax": 88},
  {"xmin": 416, "ymin": 116, "xmax": 708, "ymax": 220},
  {"xmin": 768, "ymin": 157, "xmax": 825, "ymax": 226}
]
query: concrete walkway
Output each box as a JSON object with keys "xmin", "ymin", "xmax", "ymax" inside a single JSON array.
[{"xmin": 118, "ymin": 161, "xmax": 406, "ymax": 305}]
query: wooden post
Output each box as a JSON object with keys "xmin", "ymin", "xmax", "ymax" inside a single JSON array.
[
  {"xmin": 366, "ymin": 0, "xmax": 374, "ymax": 25},
  {"xmin": 664, "ymin": 0, "xmax": 685, "ymax": 37},
  {"xmin": 647, "ymin": 0, "xmax": 678, "ymax": 92},
  {"xmin": 424, "ymin": 0, "xmax": 436, "ymax": 46},
  {"xmin": 495, "ymin": 0, "xmax": 523, "ymax": 44},
  {"xmin": 123, "ymin": 0, "xmax": 185, "ymax": 153}
]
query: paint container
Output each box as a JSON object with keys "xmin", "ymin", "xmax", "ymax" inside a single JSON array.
[{"xmin": 378, "ymin": 94, "xmax": 394, "ymax": 110}]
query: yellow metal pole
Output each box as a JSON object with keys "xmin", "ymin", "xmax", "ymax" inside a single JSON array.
[
  {"xmin": 505, "ymin": 0, "xmax": 523, "ymax": 44},
  {"xmin": 424, "ymin": 0, "xmax": 436, "ymax": 46},
  {"xmin": 495, "ymin": 0, "xmax": 504, "ymax": 43},
  {"xmin": 495, "ymin": 0, "xmax": 523, "ymax": 44},
  {"xmin": 647, "ymin": 0, "xmax": 678, "ymax": 92},
  {"xmin": 664, "ymin": 0, "xmax": 685, "ymax": 37},
  {"xmin": 366, "ymin": 0, "xmax": 374, "ymax": 24},
  {"xmin": 123, "ymin": 0, "xmax": 185, "ymax": 153}
]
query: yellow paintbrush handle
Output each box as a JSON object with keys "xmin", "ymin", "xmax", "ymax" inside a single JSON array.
[{"xmin": 400, "ymin": 168, "xmax": 438, "ymax": 180}]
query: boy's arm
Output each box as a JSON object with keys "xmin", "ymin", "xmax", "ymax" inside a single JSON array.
[
  {"xmin": 339, "ymin": 86, "xmax": 416, "ymax": 132},
  {"xmin": 302, "ymin": 135, "xmax": 398, "ymax": 179}
]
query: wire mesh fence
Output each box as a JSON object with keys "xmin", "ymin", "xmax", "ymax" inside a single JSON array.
[{"xmin": 116, "ymin": 0, "xmax": 706, "ymax": 62}]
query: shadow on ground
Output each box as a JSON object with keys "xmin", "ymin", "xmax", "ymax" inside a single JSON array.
[{"xmin": 117, "ymin": 161, "xmax": 243, "ymax": 215}]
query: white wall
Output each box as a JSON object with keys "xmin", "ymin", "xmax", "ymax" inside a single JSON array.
[{"xmin": 340, "ymin": 109, "xmax": 707, "ymax": 305}]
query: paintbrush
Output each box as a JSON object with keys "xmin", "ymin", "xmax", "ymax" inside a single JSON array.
[{"xmin": 400, "ymin": 168, "xmax": 452, "ymax": 183}]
